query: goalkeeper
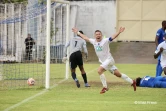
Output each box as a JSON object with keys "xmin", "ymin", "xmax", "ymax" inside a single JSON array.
[
  {"xmin": 136, "ymin": 76, "xmax": 166, "ymax": 88},
  {"xmin": 24, "ymin": 34, "xmax": 35, "ymax": 60},
  {"xmin": 63, "ymin": 31, "xmax": 90, "ymax": 88}
]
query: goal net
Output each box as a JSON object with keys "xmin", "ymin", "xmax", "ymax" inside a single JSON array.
[{"xmin": 0, "ymin": 0, "xmax": 69, "ymax": 90}]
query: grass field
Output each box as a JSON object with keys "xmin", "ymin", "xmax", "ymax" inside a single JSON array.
[{"xmin": 0, "ymin": 64, "xmax": 166, "ymax": 111}]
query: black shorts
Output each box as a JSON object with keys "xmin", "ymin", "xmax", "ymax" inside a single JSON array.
[{"xmin": 69, "ymin": 51, "xmax": 83, "ymax": 69}]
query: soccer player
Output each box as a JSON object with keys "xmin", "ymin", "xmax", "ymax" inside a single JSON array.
[
  {"xmin": 63, "ymin": 31, "xmax": 90, "ymax": 88},
  {"xmin": 154, "ymin": 34, "xmax": 166, "ymax": 75},
  {"xmin": 72, "ymin": 27, "xmax": 136, "ymax": 94},
  {"xmin": 155, "ymin": 20, "xmax": 166, "ymax": 76},
  {"xmin": 24, "ymin": 34, "xmax": 35, "ymax": 60},
  {"xmin": 136, "ymin": 76, "xmax": 166, "ymax": 88}
]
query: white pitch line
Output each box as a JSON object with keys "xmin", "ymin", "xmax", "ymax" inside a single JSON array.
[
  {"xmin": 3, "ymin": 78, "xmax": 67, "ymax": 111},
  {"xmin": 3, "ymin": 68, "xmax": 97, "ymax": 111}
]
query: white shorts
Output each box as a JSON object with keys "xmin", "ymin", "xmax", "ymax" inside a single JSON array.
[
  {"xmin": 161, "ymin": 64, "xmax": 166, "ymax": 69},
  {"xmin": 100, "ymin": 57, "xmax": 117, "ymax": 74}
]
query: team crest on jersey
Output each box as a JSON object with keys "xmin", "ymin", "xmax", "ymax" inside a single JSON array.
[{"xmin": 96, "ymin": 46, "xmax": 102, "ymax": 51}]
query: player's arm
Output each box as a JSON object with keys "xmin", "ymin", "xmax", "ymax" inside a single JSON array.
[
  {"xmin": 154, "ymin": 47, "xmax": 163, "ymax": 59},
  {"xmin": 62, "ymin": 41, "xmax": 70, "ymax": 63},
  {"xmin": 64, "ymin": 41, "xmax": 70, "ymax": 57},
  {"xmin": 83, "ymin": 41, "xmax": 88, "ymax": 59},
  {"xmin": 72, "ymin": 28, "xmax": 90, "ymax": 42},
  {"xmin": 111, "ymin": 27, "xmax": 125, "ymax": 40},
  {"xmin": 155, "ymin": 36, "xmax": 159, "ymax": 46}
]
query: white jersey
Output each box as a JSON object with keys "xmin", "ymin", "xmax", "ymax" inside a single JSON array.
[
  {"xmin": 155, "ymin": 41, "xmax": 166, "ymax": 68},
  {"xmin": 64, "ymin": 36, "xmax": 88, "ymax": 56},
  {"xmin": 89, "ymin": 38, "xmax": 114, "ymax": 63}
]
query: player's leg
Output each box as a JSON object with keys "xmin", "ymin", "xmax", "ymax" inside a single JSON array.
[
  {"xmin": 28, "ymin": 50, "xmax": 31, "ymax": 60},
  {"xmin": 78, "ymin": 65, "xmax": 90, "ymax": 87},
  {"xmin": 27, "ymin": 46, "xmax": 31, "ymax": 60},
  {"xmin": 98, "ymin": 66, "xmax": 109, "ymax": 94},
  {"xmin": 109, "ymin": 66, "xmax": 136, "ymax": 91},
  {"xmin": 29, "ymin": 49, "xmax": 32, "ymax": 60},
  {"xmin": 156, "ymin": 60, "xmax": 163, "ymax": 77},
  {"xmin": 25, "ymin": 48, "xmax": 28, "ymax": 60},
  {"xmin": 76, "ymin": 51, "xmax": 90, "ymax": 87},
  {"xmin": 69, "ymin": 53, "xmax": 80, "ymax": 88},
  {"xmin": 98, "ymin": 58, "xmax": 115, "ymax": 94}
]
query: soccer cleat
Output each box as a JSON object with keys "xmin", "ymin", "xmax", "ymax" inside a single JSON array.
[
  {"xmin": 85, "ymin": 83, "xmax": 90, "ymax": 87},
  {"xmin": 75, "ymin": 80, "xmax": 80, "ymax": 88},
  {"xmin": 131, "ymin": 80, "xmax": 136, "ymax": 91},
  {"xmin": 100, "ymin": 87, "xmax": 109, "ymax": 94}
]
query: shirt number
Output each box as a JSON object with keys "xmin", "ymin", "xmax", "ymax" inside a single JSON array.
[{"xmin": 75, "ymin": 41, "xmax": 77, "ymax": 47}]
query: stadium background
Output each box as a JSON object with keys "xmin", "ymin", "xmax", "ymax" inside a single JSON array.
[{"xmin": 70, "ymin": 0, "xmax": 161, "ymax": 64}]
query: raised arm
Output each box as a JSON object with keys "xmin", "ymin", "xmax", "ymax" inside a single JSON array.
[
  {"xmin": 111, "ymin": 27, "xmax": 125, "ymax": 40},
  {"xmin": 72, "ymin": 28, "xmax": 90, "ymax": 42}
]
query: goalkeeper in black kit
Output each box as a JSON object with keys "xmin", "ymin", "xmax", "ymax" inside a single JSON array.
[
  {"xmin": 63, "ymin": 31, "xmax": 90, "ymax": 88},
  {"xmin": 24, "ymin": 34, "xmax": 35, "ymax": 60}
]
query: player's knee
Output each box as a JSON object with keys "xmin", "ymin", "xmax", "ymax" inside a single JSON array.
[
  {"xmin": 97, "ymin": 69, "xmax": 103, "ymax": 75},
  {"xmin": 114, "ymin": 70, "xmax": 121, "ymax": 77},
  {"xmin": 80, "ymin": 70, "xmax": 85, "ymax": 74}
]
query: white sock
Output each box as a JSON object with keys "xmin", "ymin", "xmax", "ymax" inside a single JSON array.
[
  {"xmin": 121, "ymin": 73, "xmax": 133, "ymax": 84},
  {"xmin": 100, "ymin": 74, "xmax": 107, "ymax": 88}
]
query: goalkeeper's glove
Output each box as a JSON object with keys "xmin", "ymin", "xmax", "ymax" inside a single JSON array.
[{"xmin": 62, "ymin": 57, "xmax": 68, "ymax": 63}]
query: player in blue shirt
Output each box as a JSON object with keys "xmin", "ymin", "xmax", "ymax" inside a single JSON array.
[
  {"xmin": 155, "ymin": 20, "xmax": 166, "ymax": 77},
  {"xmin": 136, "ymin": 76, "xmax": 166, "ymax": 88}
]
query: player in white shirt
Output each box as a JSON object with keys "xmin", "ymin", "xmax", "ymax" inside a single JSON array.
[
  {"xmin": 154, "ymin": 34, "xmax": 166, "ymax": 75},
  {"xmin": 63, "ymin": 31, "xmax": 90, "ymax": 88},
  {"xmin": 72, "ymin": 27, "xmax": 136, "ymax": 94}
]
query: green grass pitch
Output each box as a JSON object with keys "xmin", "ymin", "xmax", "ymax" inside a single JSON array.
[{"xmin": 0, "ymin": 64, "xmax": 165, "ymax": 111}]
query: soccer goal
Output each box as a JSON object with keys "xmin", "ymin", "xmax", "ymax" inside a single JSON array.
[{"xmin": 0, "ymin": 0, "xmax": 70, "ymax": 90}]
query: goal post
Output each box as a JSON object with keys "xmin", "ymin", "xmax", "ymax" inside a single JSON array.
[
  {"xmin": 0, "ymin": 0, "xmax": 70, "ymax": 90},
  {"xmin": 46, "ymin": 0, "xmax": 70, "ymax": 89}
]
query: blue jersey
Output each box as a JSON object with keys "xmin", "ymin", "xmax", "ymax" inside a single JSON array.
[
  {"xmin": 156, "ymin": 28, "xmax": 165, "ymax": 44},
  {"xmin": 140, "ymin": 76, "xmax": 166, "ymax": 88},
  {"xmin": 140, "ymin": 76, "xmax": 155, "ymax": 87}
]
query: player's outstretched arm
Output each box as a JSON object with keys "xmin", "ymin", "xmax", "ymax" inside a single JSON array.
[
  {"xmin": 111, "ymin": 27, "xmax": 125, "ymax": 40},
  {"xmin": 72, "ymin": 28, "xmax": 90, "ymax": 42}
]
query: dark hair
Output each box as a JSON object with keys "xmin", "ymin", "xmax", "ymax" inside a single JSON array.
[
  {"xmin": 95, "ymin": 30, "xmax": 102, "ymax": 34},
  {"xmin": 162, "ymin": 20, "xmax": 166, "ymax": 26},
  {"xmin": 28, "ymin": 34, "xmax": 31, "ymax": 37},
  {"xmin": 79, "ymin": 30, "xmax": 84, "ymax": 34},
  {"xmin": 136, "ymin": 77, "xmax": 142, "ymax": 86}
]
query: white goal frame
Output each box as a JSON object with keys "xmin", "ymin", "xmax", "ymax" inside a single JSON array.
[{"xmin": 46, "ymin": 0, "xmax": 70, "ymax": 89}]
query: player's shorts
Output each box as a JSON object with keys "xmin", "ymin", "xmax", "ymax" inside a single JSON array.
[
  {"xmin": 160, "ymin": 62, "xmax": 166, "ymax": 69},
  {"xmin": 69, "ymin": 51, "xmax": 83, "ymax": 69},
  {"xmin": 100, "ymin": 57, "xmax": 117, "ymax": 74}
]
